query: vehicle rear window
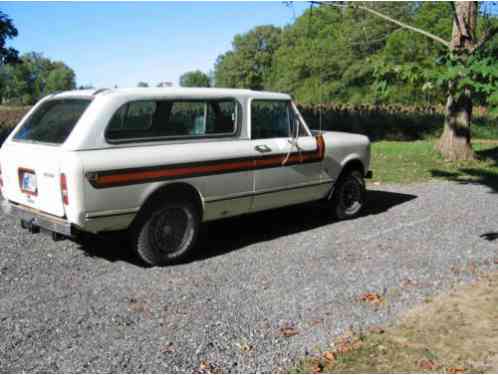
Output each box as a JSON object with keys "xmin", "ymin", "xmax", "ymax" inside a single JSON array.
[
  {"xmin": 13, "ymin": 99, "xmax": 92, "ymax": 144},
  {"xmin": 106, "ymin": 99, "xmax": 238, "ymax": 142}
]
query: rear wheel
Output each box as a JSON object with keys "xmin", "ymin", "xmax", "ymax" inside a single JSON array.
[
  {"xmin": 131, "ymin": 200, "xmax": 200, "ymax": 266},
  {"xmin": 331, "ymin": 169, "xmax": 365, "ymax": 220}
]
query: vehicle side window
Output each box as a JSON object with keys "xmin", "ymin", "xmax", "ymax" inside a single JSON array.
[
  {"xmin": 106, "ymin": 99, "xmax": 238, "ymax": 142},
  {"xmin": 251, "ymin": 100, "xmax": 291, "ymax": 139},
  {"xmin": 108, "ymin": 101, "xmax": 156, "ymax": 132}
]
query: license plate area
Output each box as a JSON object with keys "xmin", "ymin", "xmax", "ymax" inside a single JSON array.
[{"xmin": 18, "ymin": 168, "xmax": 38, "ymax": 196}]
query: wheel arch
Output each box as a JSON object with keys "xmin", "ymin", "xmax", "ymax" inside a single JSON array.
[
  {"xmin": 340, "ymin": 156, "xmax": 366, "ymax": 178},
  {"xmin": 136, "ymin": 182, "xmax": 205, "ymax": 222}
]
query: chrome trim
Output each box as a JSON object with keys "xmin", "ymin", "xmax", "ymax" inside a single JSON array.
[
  {"xmin": 3, "ymin": 201, "xmax": 72, "ymax": 237},
  {"xmin": 85, "ymin": 207, "xmax": 139, "ymax": 219}
]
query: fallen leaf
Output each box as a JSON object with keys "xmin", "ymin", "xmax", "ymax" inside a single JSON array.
[
  {"xmin": 418, "ymin": 359, "xmax": 437, "ymax": 370},
  {"xmin": 447, "ymin": 367, "xmax": 465, "ymax": 374},
  {"xmin": 195, "ymin": 361, "xmax": 222, "ymax": 374},
  {"xmin": 310, "ymin": 360, "xmax": 323, "ymax": 374},
  {"xmin": 359, "ymin": 292, "xmax": 384, "ymax": 305},
  {"xmin": 280, "ymin": 326, "xmax": 299, "ymax": 337},
  {"xmin": 323, "ymin": 351, "xmax": 336, "ymax": 362},
  {"xmin": 239, "ymin": 343, "xmax": 253, "ymax": 353}
]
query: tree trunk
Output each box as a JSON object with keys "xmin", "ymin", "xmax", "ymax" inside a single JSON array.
[
  {"xmin": 436, "ymin": 1, "xmax": 477, "ymax": 161},
  {"xmin": 438, "ymin": 86, "xmax": 474, "ymax": 161}
]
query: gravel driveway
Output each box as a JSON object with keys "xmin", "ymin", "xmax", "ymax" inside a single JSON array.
[{"xmin": 0, "ymin": 181, "xmax": 497, "ymax": 373}]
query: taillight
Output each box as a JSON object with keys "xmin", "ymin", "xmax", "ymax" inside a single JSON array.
[{"xmin": 60, "ymin": 173, "xmax": 69, "ymax": 205}]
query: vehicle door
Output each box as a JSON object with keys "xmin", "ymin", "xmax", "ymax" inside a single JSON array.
[{"xmin": 250, "ymin": 99, "xmax": 323, "ymax": 211}]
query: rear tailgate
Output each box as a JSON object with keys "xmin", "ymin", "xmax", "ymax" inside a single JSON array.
[{"xmin": 1, "ymin": 142, "xmax": 66, "ymax": 217}]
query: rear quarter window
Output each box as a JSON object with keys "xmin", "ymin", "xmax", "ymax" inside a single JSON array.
[
  {"xmin": 105, "ymin": 99, "xmax": 239, "ymax": 142},
  {"xmin": 13, "ymin": 99, "xmax": 92, "ymax": 144}
]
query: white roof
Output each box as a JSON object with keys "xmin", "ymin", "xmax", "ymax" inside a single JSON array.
[{"xmin": 53, "ymin": 87, "xmax": 291, "ymax": 100}]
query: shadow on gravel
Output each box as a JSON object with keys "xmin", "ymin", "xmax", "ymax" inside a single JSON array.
[
  {"xmin": 74, "ymin": 189, "xmax": 416, "ymax": 266},
  {"xmin": 480, "ymin": 232, "xmax": 498, "ymax": 241},
  {"xmin": 76, "ymin": 231, "xmax": 149, "ymax": 267},
  {"xmin": 192, "ymin": 189, "xmax": 417, "ymax": 263}
]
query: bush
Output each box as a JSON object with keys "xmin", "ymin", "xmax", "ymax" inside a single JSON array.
[
  {"xmin": 0, "ymin": 106, "xmax": 30, "ymax": 144},
  {"xmin": 298, "ymin": 103, "xmax": 498, "ymax": 141}
]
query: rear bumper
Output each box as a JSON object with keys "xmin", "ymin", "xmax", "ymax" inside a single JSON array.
[{"xmin": 1, "ymin": 200, "xmax": 73, "ymax": 237}]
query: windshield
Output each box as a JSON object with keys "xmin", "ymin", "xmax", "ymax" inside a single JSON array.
[{"xmin": 13, "ymin": 98, "xmax": 92, "ymax": 144}]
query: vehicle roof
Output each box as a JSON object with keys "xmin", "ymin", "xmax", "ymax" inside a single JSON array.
[{"xmin": 52, "ymin": 87, "xmax": 292, "ymax": 100}]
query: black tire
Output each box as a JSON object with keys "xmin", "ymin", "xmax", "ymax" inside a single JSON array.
[
  {"xmin": 131, "ymin": 199, "xmax": 200, "ymax": 266},
  {"xmin": 330, "ymin": 169, "xmax": 366, "ymax": 220}
]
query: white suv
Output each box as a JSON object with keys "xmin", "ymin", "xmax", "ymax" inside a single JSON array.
[{"xmin": 1, "ymin": 88, "xmax": 371, "ymax": 266}]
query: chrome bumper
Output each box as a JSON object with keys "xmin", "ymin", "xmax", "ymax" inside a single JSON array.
[{"xmin": 2, "ymin": 200, "xmax": 73, "ymax": 237}]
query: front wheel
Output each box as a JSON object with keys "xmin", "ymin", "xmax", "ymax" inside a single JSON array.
[
  {"xmin": 131, "ymin": 200, "xmax": 200, "ymax": 266},
  {"xmin": 330, "ymin": 169, "xmax": 366, "ymax": 220}
]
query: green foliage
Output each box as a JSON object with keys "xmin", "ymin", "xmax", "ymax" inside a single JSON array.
[
  {"xmin": 1, "ymin": 52, "xmax": 76, "ymax": 105},
  {"xmin": 137, "ymin": 81, "xmax": 149, "ymax": 87},
  {"xmin": 213, "ymin": 2, "xmax": 497, "ymax": 110},
  {"xmin": 0, "ymin": 11, "xmax": 19, "ymax": 65},
  {"xmin": 179, "ymin": 70, "xmax": 210, "ymax": 87},
  {"xmin": 214, "ymin": 25, "xmax": 282, "ymax": 89}
]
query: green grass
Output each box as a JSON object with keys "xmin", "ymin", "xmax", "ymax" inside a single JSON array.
[{"xmin": 370, "ymin": 140, "xmax": 498, "ymax": 190}]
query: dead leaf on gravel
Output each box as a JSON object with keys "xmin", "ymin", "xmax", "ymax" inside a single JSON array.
[
  {"xmin": 280, "ymin": 326, "xmax": 299, "ymax": 337},
  {"xmin": 236, "ymin": 342, "xmax": 253, "ymax": 353},
  {"xmin": 279, "ymin": 321, "xmax": 299, "ymax": 337},
  {"xmin": 195, "ymin": 361, "xmax": 223, "ymax": 374},
  {"xmin": 447, "ymin": 367, "xmax": 465, "ymax": 373},
  {"xmin": 323, "ymin": 351, "xmax": 336, "ymax": 363},
  {"xmin": 334, "ymin": 335, "xmax": 363, "ymax": 354},
  {"xmin": 128, "ymin": 297, "xmax": 152, "ymax": 319},
  {"xmin": 418, "ymin": 359, "xmax": 437, "ymax": 370},
  {"xmin": 309, "ymin": 359, "xmax": 323, "ymax": 373},
  {"xmin": 359, "ymin": 292, "xmax": 384, "ymax": 305}
]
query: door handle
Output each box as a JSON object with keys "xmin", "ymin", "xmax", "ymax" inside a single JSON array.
[{"xmin": 255, "ymin": 145, "xmax": 272, "ymax": 153}]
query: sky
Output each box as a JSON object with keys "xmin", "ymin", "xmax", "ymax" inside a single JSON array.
[{"xmin": 1, "ymin": 1, "xmax": 309, "ymax": 88}]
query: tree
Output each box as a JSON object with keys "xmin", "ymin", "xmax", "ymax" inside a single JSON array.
[
  {"xmin": 137, "ymin": 81, "xmax": 149, "ymax": 87},
  {"xmin": 44, "ymin": 63, "xmax": 76, "ymax": 94},
  {"xmin": 0, "ymin": 11, "xmax": 19, "ymax": 65},
  {"xmin": 214, "ymin": 25, "xmax": 282, "ymax": 89},
  {"xmin": 179, "ymin": 70, "xmax": 210, "ymax": 87},
  {"xmin": 314, "ymin": 1, "xmax": 498, "ymax": 161},
  {"xmin": 1, "ymin": 52, "xmax": 76, "ymax": 104}
]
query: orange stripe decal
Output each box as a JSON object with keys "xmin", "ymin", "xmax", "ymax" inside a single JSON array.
[{"xmin": 88, "ymin": 135, "xmax": 326, "ymax": 188}]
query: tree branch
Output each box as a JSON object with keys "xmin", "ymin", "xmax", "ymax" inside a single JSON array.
[
  {"xmin": 310, "ymin": 1, "xmax": 451, "ymax": 48},
  {"xmin": 469, "ymin": 25, "xmax": 498, "ymax": 54}
]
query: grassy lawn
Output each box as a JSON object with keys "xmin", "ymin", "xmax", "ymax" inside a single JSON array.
[
  {"xmin": 292, "ymin": 272, "xmax": 498, "ymax": 373},
  {"xmin": 370, "ymin": 140, "xmax": 498, "ymax": 189}
]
